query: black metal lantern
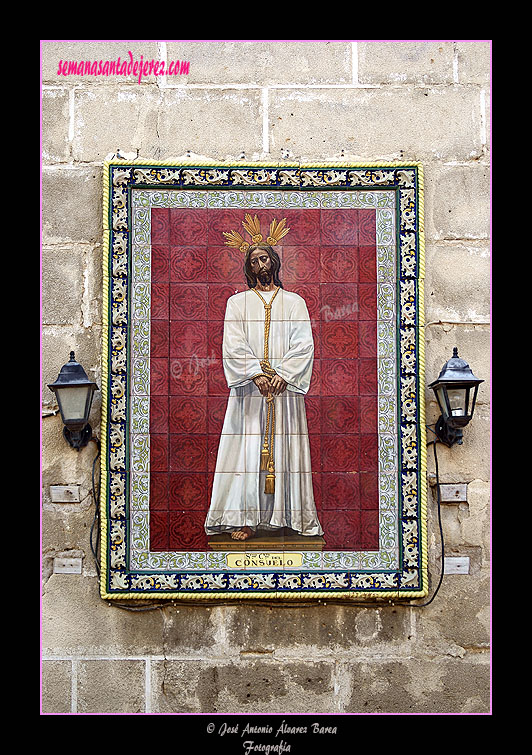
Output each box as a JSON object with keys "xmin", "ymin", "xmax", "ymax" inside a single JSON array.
[
  {"xmin": 48, "ymin": 352, "xmax": 98, "ymax": 450},
  {"xmin": 428, "ymin": 348, "xmax": 484, "ymax": 447}
]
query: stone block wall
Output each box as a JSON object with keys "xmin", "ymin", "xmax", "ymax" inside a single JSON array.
[{"xmin": 41, "ymin": 40, "xmax": 491, "ymax": 715}]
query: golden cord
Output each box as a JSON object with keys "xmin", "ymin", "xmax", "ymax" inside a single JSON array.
[{"xmin": 251, "ymin": 286, "xmax": 280, "ymax": 493}]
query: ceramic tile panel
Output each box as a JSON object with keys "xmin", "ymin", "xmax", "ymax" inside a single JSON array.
[{"xmin": 101, "ymin": 162, "xmax": 427, "ymax": 598}]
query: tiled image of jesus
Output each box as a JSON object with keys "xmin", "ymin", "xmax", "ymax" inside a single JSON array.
[{"xmin": 204, "ymin": 218, "xmax": 323, "ymax": 544}]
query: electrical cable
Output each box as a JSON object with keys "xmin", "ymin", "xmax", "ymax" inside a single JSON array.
[
  {"xmin": 409, "ymin": 437, "xmax": 445, "ymax": 608},
  {"xmin": 89, "ymin": 437, "xmax": 101, "ymax": 577},
  {"xmin": 88, "ymin": 436, "xmax": 171, "ymax": 612}
]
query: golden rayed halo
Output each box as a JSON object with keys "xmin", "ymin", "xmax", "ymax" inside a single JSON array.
[
  {"xmin": 223, "ymin": 214, "xmax": 290, "ymax": 252},
  {"xmin": 267, "ymin": 218, "xmax": 290, "ymax": 246},
  {"xmin": 242, "ymin": 213, "xmax": 263, "ymax": 244}
]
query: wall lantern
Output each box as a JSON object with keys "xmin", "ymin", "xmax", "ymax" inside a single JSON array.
[
  {"xmin": 47, "ymin": 351, "xmax": 98, "ymax": 451},
  {"xmin": 428, "ymin": 347, "xmax": 484, "ymax": 448}
]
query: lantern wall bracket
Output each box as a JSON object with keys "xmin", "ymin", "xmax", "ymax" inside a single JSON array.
[
  {"xmin": 433, "ymin": 415, "xmax": 463, "ymax": 448},
  {"xmin": 63, "ymin": 423, "xmax": 94, "ymax": 451}
]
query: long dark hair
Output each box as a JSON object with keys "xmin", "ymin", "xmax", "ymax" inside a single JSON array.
[{"xmin": 244, "ymin": 244, "xmax": 284, "ymax": 289}]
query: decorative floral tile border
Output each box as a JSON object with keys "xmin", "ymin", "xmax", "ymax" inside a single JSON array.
[{"xmin": 100, "ymin": 161, "xmax": 428, "ymax": 600}]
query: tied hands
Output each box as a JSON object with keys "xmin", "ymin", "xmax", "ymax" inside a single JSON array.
[{"xmin": 253, "ymin": 373, "xmax": 287, "ymax": 397}]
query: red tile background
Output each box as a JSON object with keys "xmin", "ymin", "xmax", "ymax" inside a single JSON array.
[{"xmin": 149, "ymin": 207, "xmax": 379, "ymax": 551}]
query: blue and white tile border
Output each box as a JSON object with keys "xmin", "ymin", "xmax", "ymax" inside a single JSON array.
[{"xmin": 100, "ymin": 161, "xmax": 428, "ymax": 600}]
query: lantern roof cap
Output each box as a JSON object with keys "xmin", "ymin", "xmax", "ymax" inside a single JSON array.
[
  {"xmin": 48, "ymin": 351, "xmax": 98, "ymax": 390},
  {"xmin": 429, "ymin": 347, "xmax": 484, "ymax": 388}
]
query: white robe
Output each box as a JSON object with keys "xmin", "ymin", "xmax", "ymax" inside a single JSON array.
[{"xmin": 205, "ymin": 287, "xmax": 323, "ymax": 537}]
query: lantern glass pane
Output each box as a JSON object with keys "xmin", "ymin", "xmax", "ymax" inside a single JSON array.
[
  {"xmin": 447, "ymin": 387, "xmax": 467, "ymax": 417},
  {"xmin": 468, "ymin": 385, "xmax": 478, "ymax": 416},
  {"xmin": 56, "ymin": 385, "xmax": 91, "ymax": 421},
  {"xmin": 435, "ymin": 386, "xmax": 449, "ymax": 418}
]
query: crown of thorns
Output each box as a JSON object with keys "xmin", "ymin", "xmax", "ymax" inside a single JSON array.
[{"xmin": 223, "ymin": 214, "xmax": 290, "ymax": 253}]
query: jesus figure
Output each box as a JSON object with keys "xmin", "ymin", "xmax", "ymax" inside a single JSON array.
[{"xmin": 204, "ymin": 216, "xmax": 323, "ymax": 543}]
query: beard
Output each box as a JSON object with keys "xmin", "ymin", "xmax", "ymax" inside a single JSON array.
[{"xmin": 257, "ymin": 269, "xmax": 272, "ymax": 286}]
